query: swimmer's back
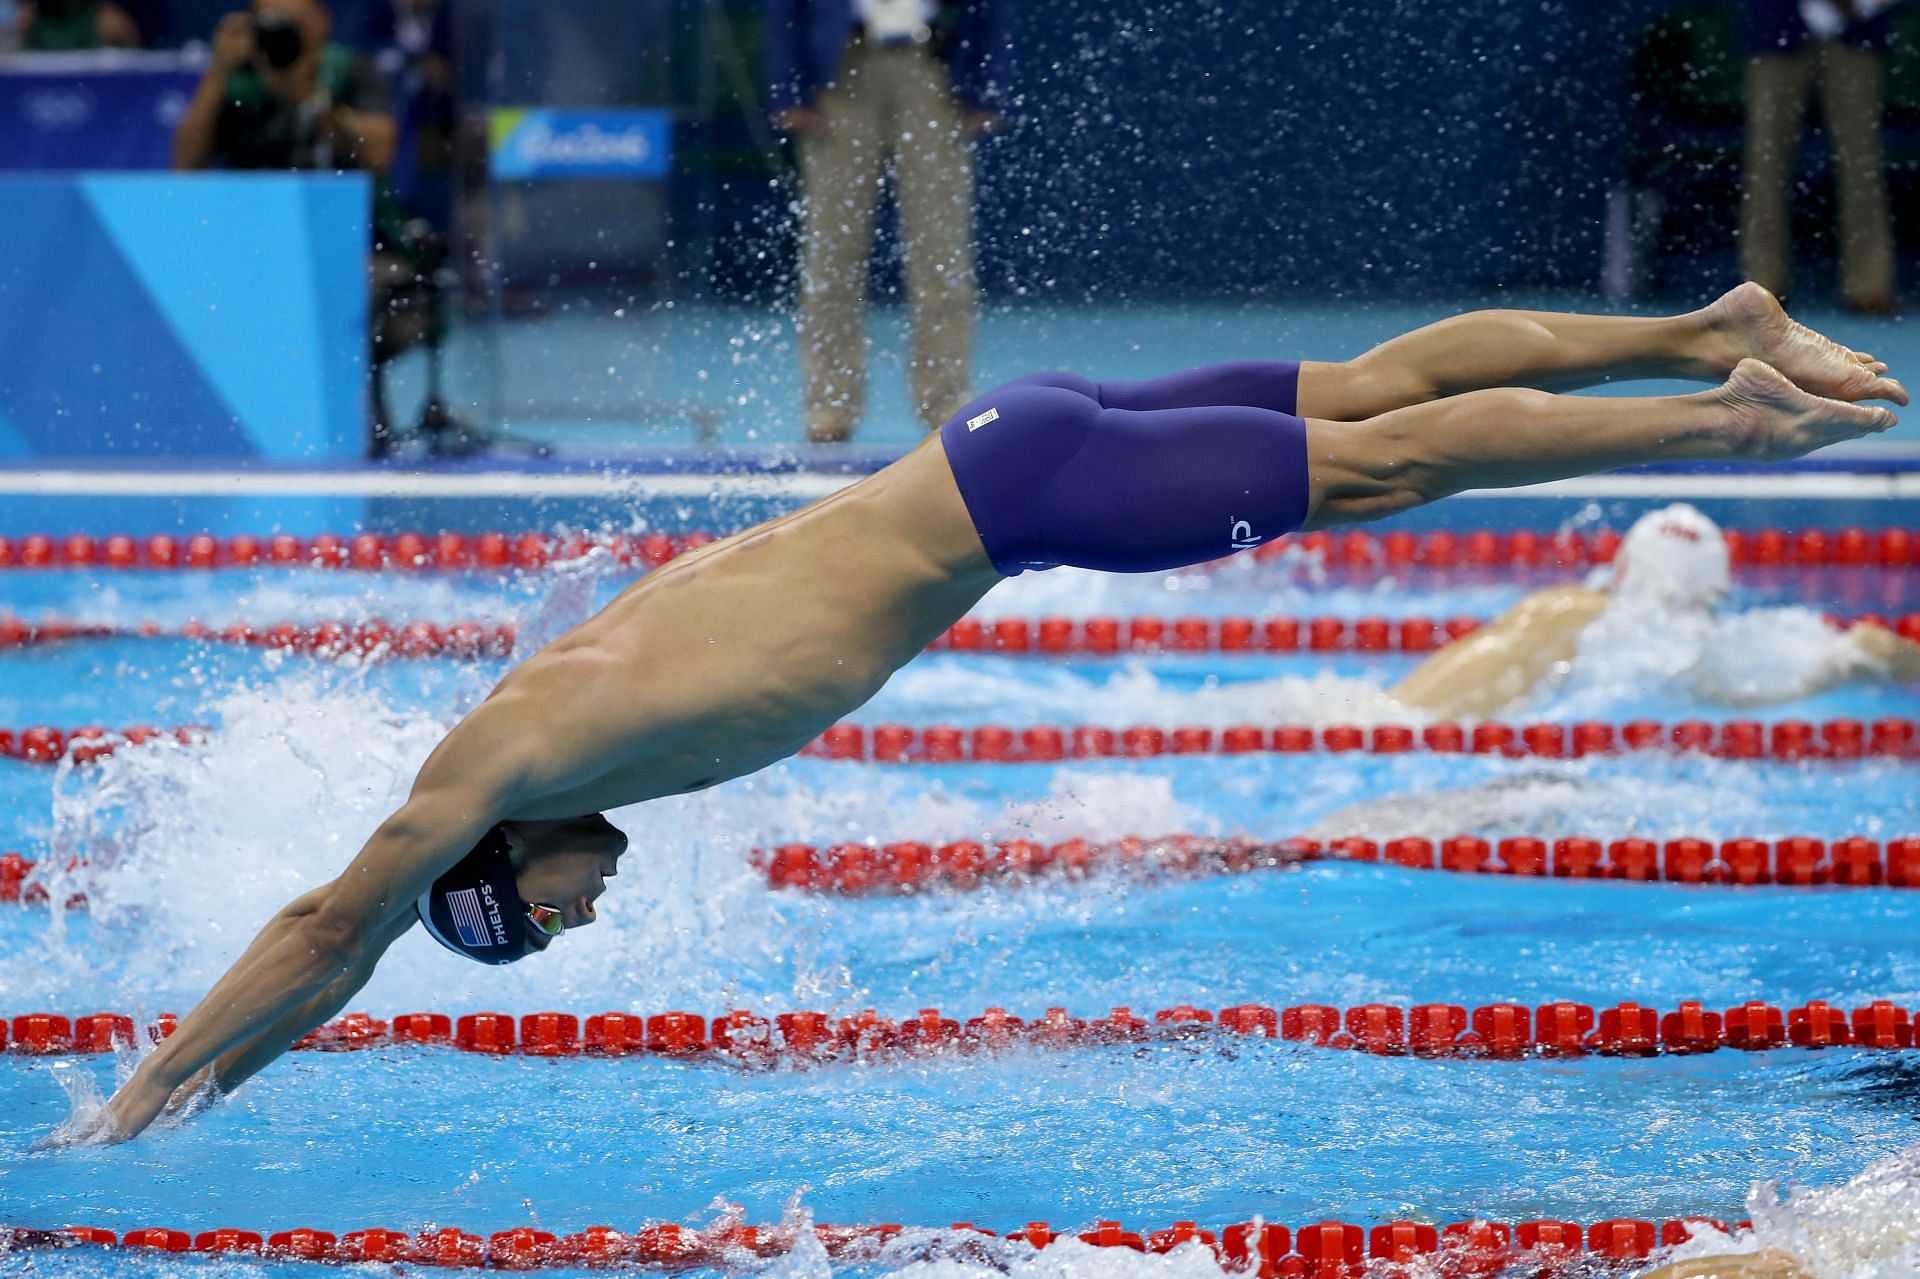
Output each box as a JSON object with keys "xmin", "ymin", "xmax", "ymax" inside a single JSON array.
[
  {"xmin": 1391, "ymin": 584, "xmax": 1608, "ymax": 719},
  {"xmin": 462, "ymin": 440, "xmax": 998, "ymax": 816}
]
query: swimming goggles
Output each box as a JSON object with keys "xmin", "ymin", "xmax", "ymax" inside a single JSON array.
[{"xmin": 526, "ymin": 901, "xmax": 566, "ymax": 938}]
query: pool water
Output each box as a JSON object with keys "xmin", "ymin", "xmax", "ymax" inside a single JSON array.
[{"xmin": 3, "ymin": 519, "xmax": 1920, "ymax": 1278}]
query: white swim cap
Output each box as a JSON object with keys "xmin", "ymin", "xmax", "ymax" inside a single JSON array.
[{"xmin": 1611, "ymin": 503, "xmax": 1730, "ymax": 610}]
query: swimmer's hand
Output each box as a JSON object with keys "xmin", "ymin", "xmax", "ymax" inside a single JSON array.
[
  {"xmin": 91, "ymin": 1073, "xmax": 173, "ymax": 1144},
  {"xmin": 30, "ymin": 1107, "xmax": 129, "ymax": 1151},
  {"xmin": 63, "ymin": 1064, "xmax": 217, "ymax": 1147}
]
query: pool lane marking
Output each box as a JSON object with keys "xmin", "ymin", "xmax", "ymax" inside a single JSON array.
[
  {"xmin": 798, "ymin": 718, "xmax": 1918, "ymax": 763},
  {"xmin": 755, "ymin": 833, "xmax": 1918, "ymax": 895},
  {"xmin": 6, "ymin": 1215, "xmax": 1726, "ymax": 1269},
  {"xmin": 10, "ymin": 833, "xmax": 1916, "ymax": 912},
  {"xmin": 0, "ymin": 470, "xmax": 1914, "ymax": 501},
  {"xmin": 4, "ymin": 996, "xmax": 1907, "ymax": 1058},
  {"xmin": 1, "ymin": 525, "xmax": 1912, "ymax": 576},
  {"xmin": 5, "ymin": 611, "xmax": 1915, "ymax": 659},
  {"xmin": 2, "ymin": 718, "xmax": 1916, "ymax": 769}
]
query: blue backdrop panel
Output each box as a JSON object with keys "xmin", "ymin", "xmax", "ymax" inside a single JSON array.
[
  {"xmin": 0, "ymin": 174, "xmax": 369, "ymax": 460},
  {"xmin": 0, "ymin": 56, "xmax": 198, "ymax": 171}
]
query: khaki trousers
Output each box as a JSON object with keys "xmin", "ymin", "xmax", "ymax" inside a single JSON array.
[
  {"xmin": 797, "ymin": 40, "xmax": 977, "ymax": 439},
  {"xmin": 1740, "ymin": 42, "xmax": 1895, "ymax": 307}
]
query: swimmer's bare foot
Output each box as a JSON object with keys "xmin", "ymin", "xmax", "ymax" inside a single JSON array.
[
  {"xmin": 1715, "ymin": 358, "xmax": 1898, "ymax": 461},
  {"xmin": 1700, "ymin": 281, "xmax": 1909, "ymax": 405}
]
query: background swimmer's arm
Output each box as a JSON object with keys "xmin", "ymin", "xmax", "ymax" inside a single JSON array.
[
  {"xmin": 1638, "ymin": 1251, "xmax": 1809, "ymax": 1279},
  {"xmin": 1844, "ymin": 620, "xmax": 1920, "ymax": 681},
  {"xmin": 1390, "ymin": 586, "xmax": 1608, "ymax": 719},
  {"xmin": 90, "ymin": 706, "xmax": 532, "ymax": 1144},
  {"xmin": 1704, "ymin": 620, "xmax": 1920, "ymax": 708}
]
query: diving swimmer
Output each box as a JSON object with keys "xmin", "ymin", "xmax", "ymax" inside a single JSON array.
[
  {"xmin": 1391, "ymin": 501, "xmax": 1920, "ymax": 719},
  {"xmin": 80, "ymin": 282, "xmax": 1905, "ymax": 1143}
]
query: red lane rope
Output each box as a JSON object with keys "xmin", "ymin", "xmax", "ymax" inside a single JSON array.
[
  {"xmin": 0, "ymin": 525, "xmax": 1911, "ymax": 573},
  {"xmin": 755, "ymin": 833, "xmax": 1920, "ymax": 895},
  {"xmin": 0, "ymin": 726, "xmax": 202, "ymax": 766},
  {"xmin": 0, "ymin": 530, "xmax": 708, "ymax": 573},
  {"xmin": 802, "ymin": 716, "xmax": 1920, "ymax": 763},
  {"xmin": 0, "ymin": 617, "xmax": 516, "ymax": 660},
  {"xmin": 4, "ymin": 716, "xmax": 1910, "ymax": 771},
  {"xmin": 4, "ymin": 1212, "xmax": 1737, "ymax": 1273},
  {"xmin": 931, "ymin": 611, "xmax": 1920, "ymax": 656},
  {"xmin": 6, "ymin": 611, "xmax": 1913, "ymax": 659},
  {"xmin": 7, "ymin": 997, "xmax": 1914, "ymax": 1060},
  {"xmin": 12, "ymin": 833, "xmax": 1909, "ymax": 916}
]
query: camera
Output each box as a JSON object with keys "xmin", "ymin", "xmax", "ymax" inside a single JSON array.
[{"xmin": 248, "ymin": 12, "xmax": 306, "ymax": 69}]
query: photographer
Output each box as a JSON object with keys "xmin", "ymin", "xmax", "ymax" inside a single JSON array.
[
  {"xmin": 174, "ymin": 0, "xmax": 439, "ymax": 457},
  {"xmin": 173, "ymin": 0, "xmax": 395, "ymax": 173}
]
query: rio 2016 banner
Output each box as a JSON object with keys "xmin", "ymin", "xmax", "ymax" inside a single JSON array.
[
  {"xmin": 0, "ymin": 173, "xmax": 368, "ymax": 460},
  {"xmin": 488, "ymin": 108, "xmax": 673, "ymax": 182}
]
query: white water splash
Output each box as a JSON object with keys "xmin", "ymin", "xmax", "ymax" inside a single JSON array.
[
  {"xmin": 1656, "ymin": 1145, "xmax": 1920, "ymax": 1279},
  {"xmin": 1301, "ymin": 765, "xmax": 1767, "ymax": 843},
  {"xmin": 1552, "ymin": 600, "xmax": 1876, "ymax": 718}
]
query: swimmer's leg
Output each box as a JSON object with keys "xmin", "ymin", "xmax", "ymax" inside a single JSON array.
[
  {"xmin": 1304, "ymin": 359, "xmax": 1897, "ymax": 529},
  {"xmin": 1008, "ymin": 362, "xmax": 1302, "ymax": 415},
  {"xmin": 1301, "ymin": 282, "xmax": 1904, "ymax": 421}
]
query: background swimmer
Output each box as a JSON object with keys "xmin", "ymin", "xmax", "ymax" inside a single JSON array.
[
  {"xmin": 65, "ymin": 285, "xmax": 1903, "ymax": 1145},
  {"xmin": 1392, "ymin": 502, "xmax": 1920, "ymax": 719}
]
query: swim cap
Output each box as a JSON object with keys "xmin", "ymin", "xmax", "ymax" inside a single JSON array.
[
  {"xmin": 1612, "ymin": 503, "xmax": 1730, "ymax": 611},
  {"xmin": 415, "ymin": 826, "xmax": 536, "ymax": 965}
]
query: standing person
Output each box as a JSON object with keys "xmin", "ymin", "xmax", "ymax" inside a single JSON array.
[
  {"xmin": 18, "ymin": 0, "xmax": 141, "ymax": 49},
  {"xmin": 1740, "ymin": 0, "xmax": 1897, "ymax": 313},
  {"xmin": 767, "ymin": 0, "xmax": 1014, "ymax": 443}
]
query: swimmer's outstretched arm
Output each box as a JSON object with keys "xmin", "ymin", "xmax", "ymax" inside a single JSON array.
[
  {"xmin": 81, "ymin": 717, "xmax": 529, "ymax": 1145},
  {"xmin": 1388, "ymin": 585, "xmax": 1608, "ymax": 719},
  {"xmin": 169, "ymin": 910, "xmax": 415, "ymax": 1102},
  {"xmin": 1303, "ymin": 359, "xmax": 1896, "ymax": 528}
]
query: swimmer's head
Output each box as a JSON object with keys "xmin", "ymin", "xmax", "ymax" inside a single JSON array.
[
  {"xmin": 1610, "ymin": 502, "xmax": 1731, "ymax": 613},
  {"xmin": 416, "ymin": 815, "xmax": 628, "ymax": 965}
]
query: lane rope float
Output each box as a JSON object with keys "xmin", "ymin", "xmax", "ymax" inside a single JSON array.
[
  {"xmin": 926, "ymin": 611, "xmax": 1918, "ymax": 656},
  {"xmin": 0, "ymin": 617, "xmax": 515, "ymax": 660},
  {"xmin": 10, "ymin": 833, "xmax": 1911, "ymax": 915},
  {"xmin": 0, "ymin": 726, "xmax": 204, "ymax": 766},
  {"xmin": 6, "ymin": 717, "xmax": 1915, "ymax": 771},
  {"xmin": 755, "ymin": 833, "xmax": 1920, "ymax": 895},
  {"xmin": 800, "ymin": 716, "xmax": 1920, "ymax": 763},
  {"xmin": 5, "ymin": 997, "xmax": 1913, "ymax": 1061},
  {"xmin": 3, "ymin": 1212, "xmax": 1746, "ymax": 1274},
  {"xmin": 6, "ymin": 610, "xmax": 1914, "ymax": 660},
  {"xmin": 0, "ymin": 524, "xmax": 1912, "ymax": 574}
]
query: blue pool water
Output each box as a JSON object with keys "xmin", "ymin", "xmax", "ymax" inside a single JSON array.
[{"xmin": 3, "ymin": 509, "xmax": 1920, "ymax": 1277}]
